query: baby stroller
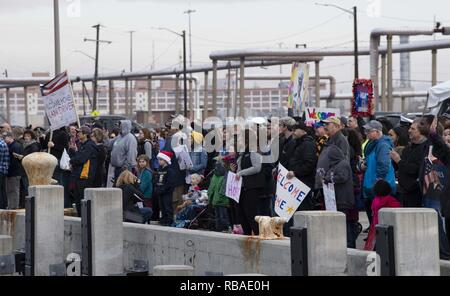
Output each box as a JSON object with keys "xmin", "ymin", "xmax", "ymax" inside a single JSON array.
[{"xmin": 187, "ymin": 204, "xmax": 216, "ymax": 230}]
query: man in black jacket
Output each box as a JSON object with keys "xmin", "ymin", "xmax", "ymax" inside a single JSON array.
[
  {"xmin": 69, "ymin": 126, "xmax": 99, "ymax": 216},
  {"xmin": 278, "ymin": 117, "xmax": 296, "ymax": 167},
  {"xmin": 390, "ymin": 119, "xmax": 429, "ymax": 207},
  {"xmin": 286, "ymin": 121, "xmax": 318, "ymax": 211}
]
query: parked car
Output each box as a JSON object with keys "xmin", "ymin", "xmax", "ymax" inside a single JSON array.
[{"xmin": 79, "ymin": 115, "xmax": 142, "ymax": 134}]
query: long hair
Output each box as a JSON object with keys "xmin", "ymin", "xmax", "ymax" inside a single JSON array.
[{"xmin": 115, "ymin": 170, "xmax": 137, "ymax": 187}]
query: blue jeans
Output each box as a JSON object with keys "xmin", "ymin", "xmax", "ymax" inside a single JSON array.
[
  {"xmin": 139, "ymin": 207, "xmax": 153, "ymax": 223},
  {"xmin": 215, "ymin": 206, "xmax": 230, "ymax": 232}
]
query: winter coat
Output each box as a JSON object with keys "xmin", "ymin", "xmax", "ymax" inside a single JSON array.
[
  {"xmin": 153, "ymin": 164, "xmax": 175, "ymax": 197},
  {"xmin": 93, "ymin": 143, "xmax": 107, "ymax": 188},
  {"xmin": 279, "ymin": 135, "xmax": 295, "ymax": 168},
  {"xmin": 120, "ymin": 183, "xmax": 144, "ymax": 215},
  {"xmin": 139, "ymin": 168, "xmax": 153, "ymax": 199},
  {"xmin": 7, "ymin": 140, "xmax": 23, "ymax": 177},
  {"xmin": 327, "ymin": 130, "xmax": 350, "ymax": 162},
  {"xmin": 288, "ymin": 135, "xmax": 317, "ymax": 190},
  {"xmin": 364, "ymin": 194, "xmax": 401, "ymax": 250},
  {"xmin": 69, "ymin": 139, "xmax": 99, "ymax": 181},
  {"xmin": 23, "ymin": 140, "xmax": 41, "ymax": 156},
  {"xmin": 237, "ymin": 151, "xmax": 264, "ymax": 191},
  {"xmin": 363, "ymin": 135, "xmax": 396, "ymax": 199},
  {"xmin": 110, "ymin": 120, "xmax": 138, "ymax": 170},
  {"xmin": 397, "ymin": 139, "xmax": 428, "ymax": 193},
  {"xmin": 43, "ymin": 127, "xmax": 69, "ymax": 161},
  {"xmin": 208, "ymin": 163, "xmax": 229, "ymax": 207},
  {"xmin": 429, "ymin": 132, "xmax": 450, "ymax": 218},
  {"xmin": 163, "ymin": 133, "xmax": 187, "ymax": 187},
  {"xmin": 138, "ymin": 139, "xmax": 152, "ymax": 159},
  {"xmin": 322, "ymin": 145, "xmax": 355, "ymax": 211}
]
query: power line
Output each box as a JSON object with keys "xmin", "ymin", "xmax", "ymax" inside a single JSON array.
[{"xmin": 190, "ymin": 11, "xmax": 346, "ymax": 45}]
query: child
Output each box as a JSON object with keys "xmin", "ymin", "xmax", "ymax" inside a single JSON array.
[
  {"xmin": 208, "ymin": 159, "xmax": 231, "ymax": 232},
  {"xmin": 154, "ymin": 150, "xmax": 175, "ymax": 226},
  {"xmin": 137, "ymin": 155, "xmax": 153, "ymax": 209},
  {"xmin": 364, "ymin": 180, "xmax": 401, "ymax": 251}
]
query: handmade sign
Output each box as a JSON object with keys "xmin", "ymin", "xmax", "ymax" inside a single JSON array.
[
  {"xmin": 40, "ymin": 71, "xmax": 79, "ymax": 130},
  {"xmin": 274, "ymin": 164, "xmax": 311, "ymax": 221},
  {"xmin": 305, "ymin": 107, "xmax": 340, "ymax": 126},
  {"xmin": 225, "ymin": 171, "xmax": 242, "ymax": 203},
  {"xmin": 322, "ymin": 181, "xmax": 337, "ymax": 211},
  {"xmin": 352, "ymin": 79, "xmax": 374, "ymax": 117},
  {"xmin": 287, "ymin": 62, "xmax": 310, "ymax": 115}
]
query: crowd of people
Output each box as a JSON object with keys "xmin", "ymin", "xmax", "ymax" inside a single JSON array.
[{"xmin": 1, "ymin": 111, "xmax": 450, "ymax": 257}]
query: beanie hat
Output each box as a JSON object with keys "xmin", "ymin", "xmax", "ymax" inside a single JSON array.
[{"xmin": 157, "ymin": 150, "xmax": 173, "ymax": 165}]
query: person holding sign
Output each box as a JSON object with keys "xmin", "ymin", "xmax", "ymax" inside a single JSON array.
[{"xmin": 236, "ymin": 130, "xmax": 264, "ymax": 235}]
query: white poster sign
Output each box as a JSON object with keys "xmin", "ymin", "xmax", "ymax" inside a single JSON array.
[
  {"xmin": 323, "ymin": 182, "xmax": 337, "ymax": 211},
  {"xmin": 225, "ymin": 171, "xmax": 242, "ymax": 203},
  {"xmin": 41, "ymin": 71, "xmax": 79, "ymax": 131},
  {"xmin": 275, "ymin": 164, "xmax": 311, "ymax": 221}
]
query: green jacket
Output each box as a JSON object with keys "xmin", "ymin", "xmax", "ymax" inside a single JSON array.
[{"xmin": 208, "ymin": 174, "xmax": 230, "ymax": 207}]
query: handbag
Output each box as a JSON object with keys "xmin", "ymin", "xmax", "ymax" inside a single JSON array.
[{"xmin": 60, "ymin": 148, "xmax": 71, "ymax": 171}]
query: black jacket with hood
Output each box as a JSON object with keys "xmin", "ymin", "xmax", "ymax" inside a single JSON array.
[{"xmin": 69, "ymin": 139, "xmax": 99, "ymax": 181}]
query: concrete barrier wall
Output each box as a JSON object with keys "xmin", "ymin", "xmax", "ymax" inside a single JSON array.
[{"xmin": 1, "ymin": 210, "xmax": 449, "ymax": 276}]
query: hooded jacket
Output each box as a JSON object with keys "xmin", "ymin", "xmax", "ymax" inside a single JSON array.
[
  {"xmin": 363, "ymin": 135, "xmax": 396, "ymax": 197},
  {"xmin": 429, "ymin": 132, "xmax": 450, "ymax": 218},
  {"xmin": 289, "ymin": 135, "xmax": 317, "ymax": 190},
  {"xmin": 110, "ymin": 120, "xmax": 138, "ymax": 170},
  {"xmin": 397, "ymin": 138, "xmax": 428, "ymax": 193},
  {"xmin": 322, "ymin": 145, "xmax": 355, "ymax": 211},
  {"xmin": 69, "ymin": 139, "xmax": 99, "ymax": 180}
]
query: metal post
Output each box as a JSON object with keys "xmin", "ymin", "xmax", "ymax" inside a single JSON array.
[
  {"xmin": 234, "ymin": 68, "xmax": 239, "ymax": 118},
  {"xmin": 108, "ymin": 80, "xmax": 114, "ymax": 115},
  {"xmin": 432, "ymin": 49, "xmax": 437, "ymax": 86},
  {"xmin": 92, "ymin": 24, "xmax": 100, "ymax": 113},
  {"xmin": 239, "ymin": 57, "xmax": 245, "ymax": 117},
  {"xmin": 147, "ymin": 76, "xmax": 152, "ymax": 123},
  {"xmin": 189, "ymin": 79, "xmax": 193, "ymax": 120},
  {"xmin": 53, "ymin": 0, "xmax": 61, "ymax": 75},
  {"xmin": 353, "ymin": 6, "xmax": 358, "ymax": 79},
  {"xmin": 5, "ymin": 88, "xmax": 10, "ymax": 123},
  {"xmin": 82, "ymin": 82, "xmax": 86, "ymax": 116},
  {"xmin": 182, "ymin": 30, "xmax": 188, "ymax": 117},
  {"xmin": 387, "ymin": 35, "xmax": 393, "ymax": 111},
  {"xmin": 381, "ymin": 54, "xmax": 387, "ymax": 111},
  {"xmin": 24, "ymin": 86, "xmax": 29, "ymax": 127},
  {"xmin": 203, "ymin": 71, "xmax": 208, "ymax": 120},
  {"xmin": 175, "ymin": 74, "xmax": 180, "ymax": 114},
  {"xmin": 315, "ymin": 61, "xmax": 320, "ymax": 108},
  {"xmin": 212, "ymin": 60, "xmax": 218, "ymax": 116},
  {"xmin": 401, "ymin": 96, "xmax": 406, "ymax": 113},
  {"xmin": 124, "ymin": 78, "xmax": 129, "ymax": 116},
  {"xmin": 227, "ymin": 67, "xmax": 232, "ymax": 117}
]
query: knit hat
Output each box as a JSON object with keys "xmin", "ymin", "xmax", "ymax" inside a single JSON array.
[
  {"xmin": 191, "ymin": 131, "xmax": 204, "ymax": 145},
  {"xmin": 157, "ymin": 150, "xmax": 173, "ymax": 165}
]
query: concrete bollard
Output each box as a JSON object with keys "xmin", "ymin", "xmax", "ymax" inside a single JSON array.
[
  {"xmin": 0, "ymin": 235, "xmax": 13, "ymax": 275},
  {"xmin": 293, "ymin": 211, "xmax": 347, "ymax": 276},
  {"xmin": 346, "ymin": 248, "xmax": 380, "ymax": 276},
  {"xmin": 153, "ymin": 265, "xmax": 194, "ymax": 276},
  {"xmin": 379, "ymin": 208, "xmax": 440, "ymax": 276},
  {"xmin": 28, "ymin": 185, "xmax": 64, "ymax": 276},
  {"xmin": 84, "ymin": 188, "xmax": 123, "ymax": 276}
]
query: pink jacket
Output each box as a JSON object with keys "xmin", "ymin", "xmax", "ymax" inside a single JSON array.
[{"xmin": 364, "ymin": 195, "xmax": 401, "ymax": 250}]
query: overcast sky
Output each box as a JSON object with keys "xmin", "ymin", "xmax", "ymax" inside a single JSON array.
[{"xmin": 1, "ymin": 0, "xmax": 450, "ymax": 93}]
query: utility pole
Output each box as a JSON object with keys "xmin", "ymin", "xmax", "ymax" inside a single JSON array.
[
  {"xmin": 353, "ymin": 6, "xmax": 359, "ymax": 79},
  {"xmin": 184, "ymin": 9, "xmax": 196, "ymax": 67},
  {"xmin": 53, "ymin": 0, "xmax": 61, "ymax": 75},
  {"xmin": 84, "ymin": 24, "xmax": 111, "ymax": 113},
  {"xmin": 3, "ymin": 69, "xmax": 10, "ymax": 123},
  {"xmin": 152, "ymin": 40, "xmax": 155, "ymax": 70},
  {"xmin": 128, "ymin": 30, "xmax": 134, "ymax": 116}
]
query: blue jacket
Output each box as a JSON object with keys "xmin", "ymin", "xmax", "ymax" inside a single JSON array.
[
  {"xmin": 189, "ymin": 148, "xmax": 207, "ymax": 175},
  {"xmin": 363, "ymin": 135, "xmax": 396, "ymax": 198},
  {"xmin": 139, "ymin": 168, "xmax": 153, "ymax": 199}
]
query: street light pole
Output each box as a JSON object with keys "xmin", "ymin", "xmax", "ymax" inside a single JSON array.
[
  {"xmin": 315, "ymin": 3, "xmax": 358, "ymax": 79},
  {"xmin": 153, "ymin": 27, "xmax": 188, "ymax": 117},
  {"xmin": 183, "ymin": 9, "xmax": 196, "ymax": 67},
  {"xmin": 182, "ymin": 30, "xmax": 188, "ymax": 117},
  {"xmin": 353, "ymin": 6, "xmax": 359, "ymax": 79}
]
